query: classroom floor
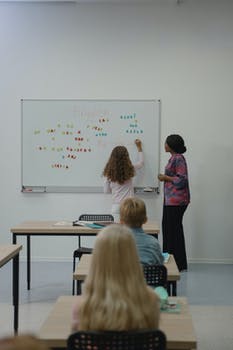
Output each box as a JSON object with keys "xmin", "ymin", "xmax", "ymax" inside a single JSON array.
[{"xmin": 0, "ymin": 261, "xmax": 233, "ymax": 349}]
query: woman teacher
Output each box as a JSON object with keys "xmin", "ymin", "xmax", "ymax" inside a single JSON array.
[{"xmin": 158, "ymin": 134, "xmax": 190, "ymax": 271}]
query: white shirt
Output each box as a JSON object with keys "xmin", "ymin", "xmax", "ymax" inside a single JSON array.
[{"xmin": 103, "ymin": 152, "xmax": 144, "ymax": 205}]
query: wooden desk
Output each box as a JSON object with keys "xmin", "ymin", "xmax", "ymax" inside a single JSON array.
[
  {"xmin": 39, "ymin": 296, "xmax": 197, "ymax": 350},
  {"xmin": 11, "ymin": 220, "xmax": 159, "ymax": 290},
  {"xmin": 0, "ymin": 244, "xmax": 22, "ymax": 333},
  {"xmin": 73, "ymin": 254, "xmax": 180, "ymax": 296}
]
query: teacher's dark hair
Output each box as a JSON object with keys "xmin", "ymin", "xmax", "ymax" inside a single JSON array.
[{"xmin": 166, "ymin": 134, "xmax": 186, "ymax": 154}]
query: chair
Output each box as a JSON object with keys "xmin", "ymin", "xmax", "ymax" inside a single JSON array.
[
  {"xmin": 67, "ymin": 329, "xmax": 166, "ymax": 350},
  {"xmin": 72, "ymin": 214, "xmax": 114, "ymax": 295},
  {"xmin": 142, "ymin": 264, "xmax": 167, "ymax": 288}
]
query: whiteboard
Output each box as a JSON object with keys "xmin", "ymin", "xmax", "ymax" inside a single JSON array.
[{"xmin": 21, "ymin": 99, "xmax": 161, "ymax": 193}]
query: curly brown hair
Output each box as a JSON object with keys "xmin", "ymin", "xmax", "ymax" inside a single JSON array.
[{"xmin": 103, "ymin": 146, "xmax": 135, "ymax": 184}]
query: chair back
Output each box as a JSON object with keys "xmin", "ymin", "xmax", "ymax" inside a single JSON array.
[
  {"xmin": 79, "ymin": 214, "xmax": 114, "ymax": 222},
  {"xmin": 67, "ymin": 329, "xmax": 166, "ymax": 350},
  {"xmin": 143, "ymin": 264, "xmax": 167, "ymax": 288}
]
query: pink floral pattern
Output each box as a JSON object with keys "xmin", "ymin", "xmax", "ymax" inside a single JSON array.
[{"xmin": 164, "ymin": 154, "xmax": 190, "ymax": 206}]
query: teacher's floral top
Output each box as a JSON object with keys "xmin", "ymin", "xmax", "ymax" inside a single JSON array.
[{"xmin": 164, "ymin": 153, "xmax": 190, "ymax": 206}]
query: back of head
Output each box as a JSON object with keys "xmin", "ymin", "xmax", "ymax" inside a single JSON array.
[
  {"xmin": 79, "ymin": 224, "xmax": 159, "ymax": 330},
  {"xmin": 120, "ymin": 197, "xmax": 147, "ymax": 228},
  {"xmin": 111, "ymin": 145, "xmax": 129, "ymax": 160},
  {"xmin": 87, "ymin": 224, "xmax": 143, "ymax": 288},
  {"xmin": 103, "ymin": 146, "xmax": 134, "ymax": 184},
  {"xmin": 166, "ymin": 134, "xmax": 186, "ymax": 154}
]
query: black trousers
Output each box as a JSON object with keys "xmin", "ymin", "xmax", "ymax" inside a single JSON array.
[{"xmin": 162, "ymin": 205, "xmax": 188, "ymax": 271}]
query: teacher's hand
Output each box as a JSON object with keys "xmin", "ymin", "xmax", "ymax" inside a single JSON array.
[{"xmin": 158, "ymin": 174, "xmax": 166, "ymax": 182}]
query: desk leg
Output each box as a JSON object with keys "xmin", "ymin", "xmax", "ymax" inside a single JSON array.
[
  {"xmin": 171, "ymin": 281, "xmax": 177, "ymax": 296},
  {"xmin": 27, "ymin": 236, "xmax": 31, "ymax": 290},
  {"xmin": 76, "ymin": 280, "xmax": 82, "ymax": 295},
  {"xmin": 13, "ymin": 233, "xmax": 17, "ymax": 244},
  {"xmin": 167, "ymin": 282, "xmax": 177, "ymax": 296},
  {"xmin": 12, "ymin": 234, "xmax": 17, "ymax": 300},
  {"xmin": 167, "ymin": 282, "xmax": 171, "ymax": 296},
  {"xmin": 13, "ymin": 253, "xmax": 19, "ymax": 334}
]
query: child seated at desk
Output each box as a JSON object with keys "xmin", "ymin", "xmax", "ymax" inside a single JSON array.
[
  {"xmin": 71, "ymin": 224, "xmax": 159, "ymax": 332},
  {"xmin": 120, "ymin": 197, "xmax": 164, "ymax": 265}
]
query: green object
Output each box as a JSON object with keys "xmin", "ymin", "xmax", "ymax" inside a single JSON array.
[
  {"xmin": 154, "ymin": 286, "xmax": 168, "ymax": 310},
  {"xmin": 161, "ymin": 302, "xmax": 181, "ymax": 314},
  {"xmin": 162, "ymin": 252, "xmax": 170, "ymax": 263},
  {"xmin": 86, "ymin": 223, "xmax": 103, "ymax": 229}
]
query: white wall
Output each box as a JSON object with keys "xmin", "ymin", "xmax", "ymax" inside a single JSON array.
[{"xmin": 1, "ymin": 0, "xmax": 233, "ymax": 263}]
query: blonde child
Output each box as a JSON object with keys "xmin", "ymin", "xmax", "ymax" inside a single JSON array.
[
  {"xmin": 120, "ymin": 197, "xmax": 164, "ymax": 265},
  {"xmin": 71, "ymin": 224, "xmax": 159, "ymax": 332}
]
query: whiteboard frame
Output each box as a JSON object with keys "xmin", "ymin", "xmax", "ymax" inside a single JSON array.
[{"xmin": 21, "ymin": 99, "xmax": 161, "ymax": 194}]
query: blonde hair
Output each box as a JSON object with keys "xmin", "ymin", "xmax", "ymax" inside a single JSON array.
[
  {"xmin": 120, "ymin": 197, "xmax": 147, "ymax": 228},
  {"xmin": 78, "ymin": 224, "xmax": 159, "ymax": 331},
  {"xmin": 0, "ymin": 335, "xmax": 49, "ymax": 350}
]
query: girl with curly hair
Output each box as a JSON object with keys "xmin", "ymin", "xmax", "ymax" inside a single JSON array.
[{"xmin": 103, "ymin": 139, "xmax": 144, "ymax": 222}]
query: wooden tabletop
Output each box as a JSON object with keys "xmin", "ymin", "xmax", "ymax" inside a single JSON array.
[
  {"xmin": 11, "ymin": 220, "xmax": 160, "ymax": 235},
  {"xmin": 39, "ymin": 296, "xmax": 197, "ymax": 349},
  {"xmin": 0, "ymin": 244, "xmax": 22, "ymax": 267},
  {"xmin": 73, "ymin": 254, "xmax": 180, "ymax": 282}
]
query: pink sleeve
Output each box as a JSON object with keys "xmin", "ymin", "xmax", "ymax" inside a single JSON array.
[
  {"xmin": 172, "ymin": 156, "xmax": 188, "ymax": 189},
  {"xmin": 103, "ymin": 177, "xmax": 111, "ymax": 193}
]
